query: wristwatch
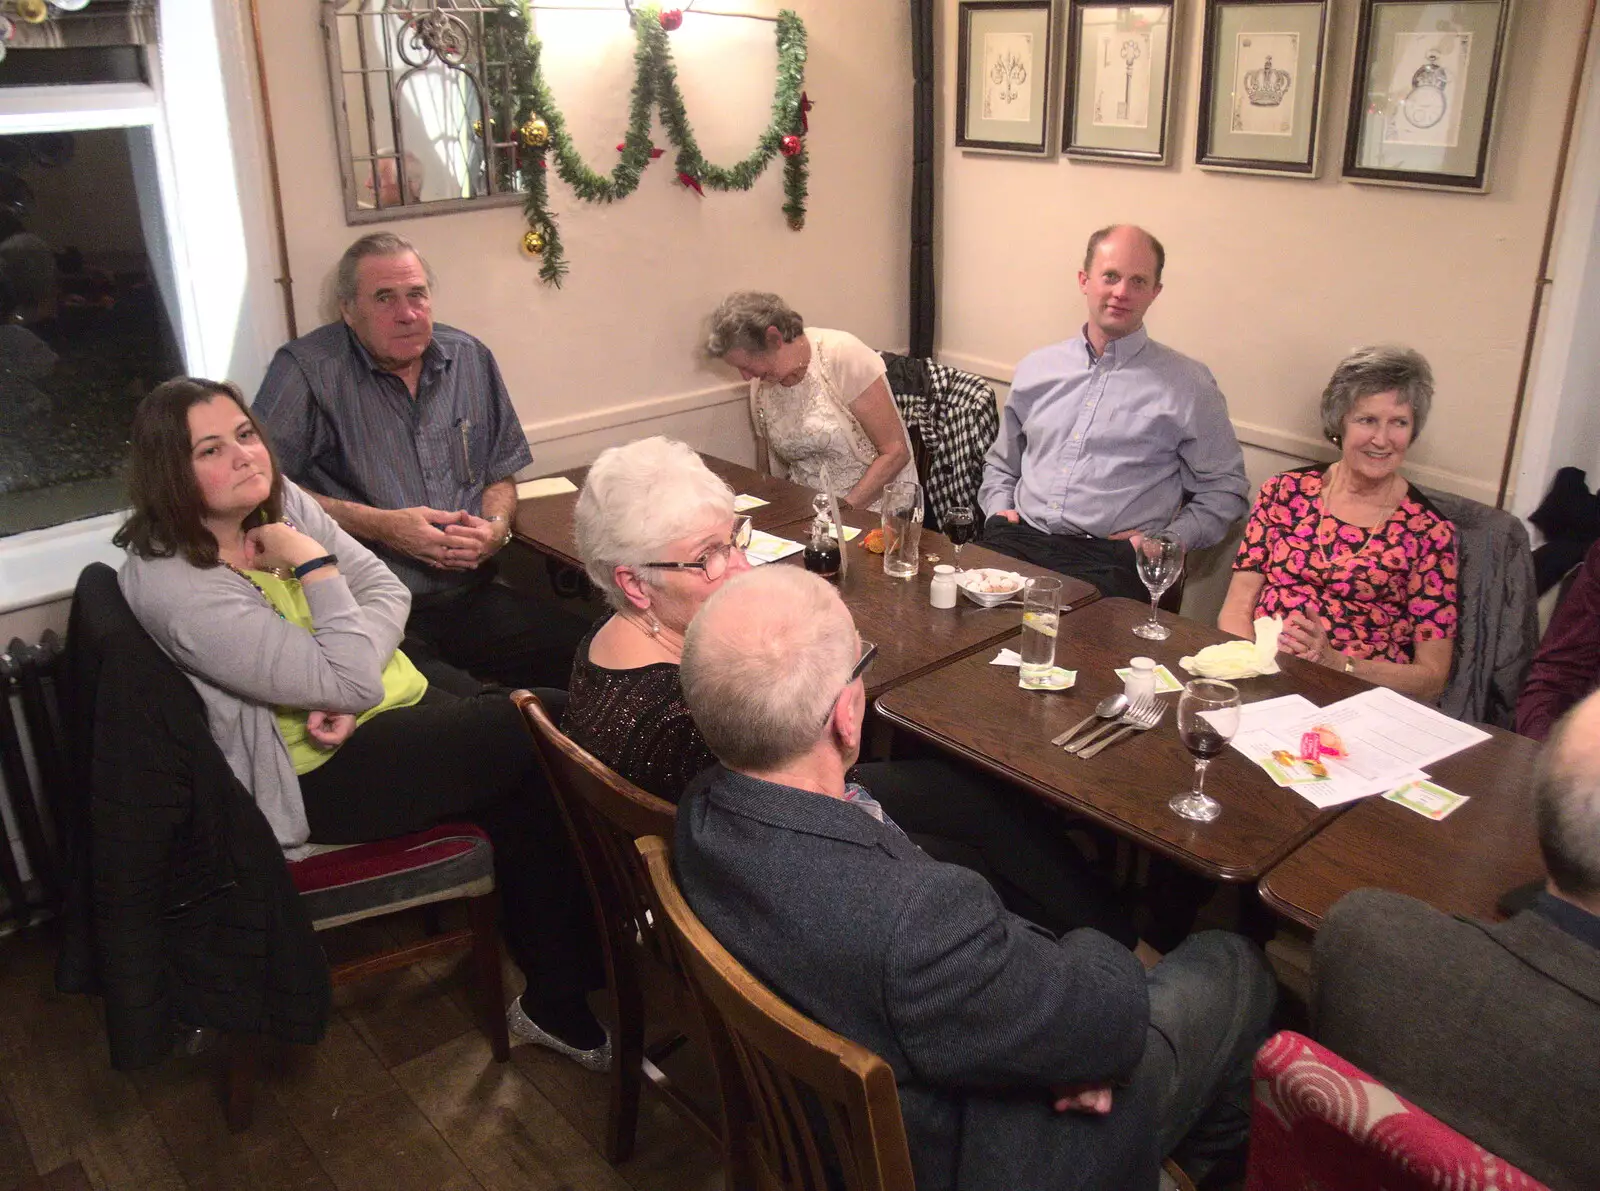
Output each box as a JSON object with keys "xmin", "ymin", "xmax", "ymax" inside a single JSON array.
[
  {"xmin": 486, "ymin": 515, "xmax": 513, "ymax": 549},
  {"xmin": 1342, "ymin": 655, "xmax": 1355, "ymax": 675},
  {"xmin": 293, "ymin": 554, "xmax": 338, "ymax": 580}
]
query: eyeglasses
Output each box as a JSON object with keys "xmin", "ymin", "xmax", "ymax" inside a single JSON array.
[
  {"xmin": 639, "ymin": 515, "xmax": 753, "ymax": 583},
  {"xmin": 821, "ymin": 637, "xmax": 878, "ymax": 728},
  {"xmin": 847, "ymin": 638, "xmax": 879, "ymax": 687}
]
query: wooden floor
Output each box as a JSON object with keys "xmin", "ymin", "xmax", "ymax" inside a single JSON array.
[{"xmin": 0, "ymin": 913, "xmax": 725, "ymax": 1191}]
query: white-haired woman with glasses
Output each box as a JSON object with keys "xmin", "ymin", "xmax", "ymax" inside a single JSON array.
[
  {"xmin": 568, "ymin": 438, "xmax": 1145, "ymax": 951},
  {"xmin": 1218, "ymin": 345, "xmax": 1458, "ymax": 701},
  {"xmin": 706, "ymin": 292, "xmax": 914, "ymax": 511}
]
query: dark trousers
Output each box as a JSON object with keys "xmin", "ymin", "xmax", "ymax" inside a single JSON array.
[
  {"xmin": 1139, "ymin": 931, "xmax": 1277, "ymax": 1181},
  {"xmin": 853, "ymin": 758, "xmax": 1139, "ymax": 947},
  {"xmin": 982, "ymin": 515, "xmax": 1146, "ymax": 601},
  {"xmin": 298, "ymin": 686, "xmax": 603, "ymax": 1007},
  {"xmin": 405, "ymin": 572, "xmax": 589, "ymax": 693}
]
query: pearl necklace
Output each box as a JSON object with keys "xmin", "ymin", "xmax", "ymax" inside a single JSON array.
[{"xmin": 621, "ymin": 609, "xmax": 683, "ymax": 660}]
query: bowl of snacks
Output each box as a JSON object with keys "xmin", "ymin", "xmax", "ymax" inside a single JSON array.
[{"xmin": 955, "ymin": 568, "xmax": 1027, "ymax": 607}]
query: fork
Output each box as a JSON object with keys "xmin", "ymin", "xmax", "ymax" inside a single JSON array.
[
  {"xmin": 1078, "ymin": 699, "xmax": 1168, "ymax": 759},
  {"xmin": 1064, "ymin": 697, "xmax": 1155, "ymax": 754}
]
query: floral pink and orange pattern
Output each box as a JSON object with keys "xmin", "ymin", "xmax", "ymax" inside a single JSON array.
[{"xmin": 1233, "ymin": 466, "xmax": 1457, "ymax": 664}]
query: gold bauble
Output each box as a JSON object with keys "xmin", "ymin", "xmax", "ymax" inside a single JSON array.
[
  {"xmin": 520, "ymin": 116, "xmax": 551, "ymax": 149},
  {"xmin": 521, "ymin": 229, "xmax": 547, "ymax": 256},
  {"xmin": 473, "ymin": 118, "xmax": 496, "ymax": 138},
  {"xmin": 17, "ymin": 0, "xmax": 49, "ymax": 24}
]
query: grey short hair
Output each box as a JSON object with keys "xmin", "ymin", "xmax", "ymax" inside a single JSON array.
[
  {"xmin": 1536, "ymin": 700, "xmax": 1600, "ymax": 899},
  {"xmin": 705, "ymin": 291, "xmax": 805, "ymax": 357},
  {"xmin": 1320, "ymin": 345, "xmax": 1435, "ymax": 445},
  {"xmin": 335, "ymin": 232, "xmax": 437, "ymax": 306},
  {"xmin": 682, "ymin": 567, "xmax": 859, "ymax": 771},
  {"xmin": 573, "ymin": 437, "xmax": 736, "ymax": 612}
]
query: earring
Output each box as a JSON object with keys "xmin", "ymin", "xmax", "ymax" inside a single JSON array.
[{"xmin": 646, "ymin": 612, "xmax": 661, "ymax": 635}]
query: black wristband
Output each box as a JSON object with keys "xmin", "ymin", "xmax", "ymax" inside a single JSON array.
[{"xmin": 292, "ymin": 554, "xmax": 338, "ymax": 580}]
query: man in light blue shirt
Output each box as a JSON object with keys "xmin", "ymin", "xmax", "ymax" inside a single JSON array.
[{"xmin": 980, "ymin": 225, "xmax": 1248, "ymax": 600}]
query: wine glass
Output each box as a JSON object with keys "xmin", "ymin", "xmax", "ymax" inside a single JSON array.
[
  {"xmin": 1170, "ymin": 679, "xmax": 1241, "ymax": 823},
  {"xmin": 1132, "ymin": 530, "xmax": 1184, "ymax": 641},
  {"xmin": 943, "ymin": 507, "xmax": 976, "ymax": 567}
]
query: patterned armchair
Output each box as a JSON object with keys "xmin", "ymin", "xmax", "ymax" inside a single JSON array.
[{"xmin": 1246, "ymin": 1031, "xmax": 1548, "ymax": 1191}]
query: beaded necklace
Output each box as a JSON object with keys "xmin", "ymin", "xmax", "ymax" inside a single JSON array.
[{"xmin": 221, "ymin": 559, "xmax": 288, "ymax": 621}]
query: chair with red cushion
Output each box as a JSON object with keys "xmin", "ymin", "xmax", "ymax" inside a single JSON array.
[
  {"xmin": 1245, "ymin": 1031, "xmax": 1550, "ymax": 1191},
  {"xmin": 225, "ymin": 822, "xmax": 510, "ymax": 1131}
]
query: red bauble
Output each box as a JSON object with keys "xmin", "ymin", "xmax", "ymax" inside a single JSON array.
[
  {"xmin": 659, "ymin": 9, "xmax": 683, "ymax": 30},
  {"xmin": 780, "ymin": 135, "xmax": 803, "ymax": 158}
]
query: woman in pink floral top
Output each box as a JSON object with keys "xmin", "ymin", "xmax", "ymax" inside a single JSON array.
[{"xmin": 1219, "ymin": 346, "xmax": 1457, "ymax": 701}]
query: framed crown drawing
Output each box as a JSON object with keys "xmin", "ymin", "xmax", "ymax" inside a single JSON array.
[
  {"xmin": 1342, "ymin": 0, "xmax": 1514, "ymax": 192},
  {"xmin": 956, "ymin": 0, "xmax": 1061, "ymax": 157},
  {"xmin": 1061, "ymin": 1, "xmax": 1178, "ymax": 164},
  {"xmin": 1195, "ymin": 0, "xmax": 1330, "ymax": 176}
]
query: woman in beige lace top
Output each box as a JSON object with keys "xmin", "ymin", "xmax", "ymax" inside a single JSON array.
[{"xmin": 706, "ymin": 291, "xmax": 914, "ymax": 511}]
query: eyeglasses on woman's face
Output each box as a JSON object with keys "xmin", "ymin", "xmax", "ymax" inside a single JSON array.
[{"xmin": 639, "ymin": 515, "xmax": 754, "ymax": 583}]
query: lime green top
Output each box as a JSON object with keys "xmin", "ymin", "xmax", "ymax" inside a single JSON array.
[{"xmin": 247, "ymin": 569, "xmax": 428, "ymax": 775}]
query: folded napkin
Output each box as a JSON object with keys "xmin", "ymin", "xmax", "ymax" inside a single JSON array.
[{"xmin": 1180, "ymin": 616, "xmax": 1283, "ymax": 680}]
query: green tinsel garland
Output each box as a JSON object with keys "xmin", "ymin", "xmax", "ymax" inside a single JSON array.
[{"xmin": 486, "ymin": 1, "xmax": 808, "ymax": 286}]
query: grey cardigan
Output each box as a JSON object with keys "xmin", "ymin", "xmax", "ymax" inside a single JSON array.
[{"xmin": 119, "ymin": 481, "xmax": 411, "ymax": 847}]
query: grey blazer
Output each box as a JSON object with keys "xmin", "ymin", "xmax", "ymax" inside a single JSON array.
[
  {"xmin": 674, "ymin": 766, "xmax": 1162, "ymax": 1191},
  {"xmin": 1313, "ymin": 888, "xmax": 1600, "ymax": 1191}
]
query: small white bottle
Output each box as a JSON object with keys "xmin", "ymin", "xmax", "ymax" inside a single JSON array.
[
  {"xmin": 929, "ymin": 564, "xmax": 958, "ymax": 609},
  {"xmin": 1124, "ymin": 656, "xmax": 1157, "ymax": 702}
]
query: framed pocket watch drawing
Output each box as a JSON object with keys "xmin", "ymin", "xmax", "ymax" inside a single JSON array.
[{"xmin": 1342, "ymin": 0, "xmax": 1514, "ymax": 192}]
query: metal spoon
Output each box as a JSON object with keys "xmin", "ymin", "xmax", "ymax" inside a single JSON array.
[{"xmin": 1052, "ymin": 692, "xmax": 1128, "ymax": 748}]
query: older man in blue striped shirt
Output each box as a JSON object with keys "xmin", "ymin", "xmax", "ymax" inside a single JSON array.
[
  {"xmin": 979, "ymin": 226, "xmax": 1248, "ymax": 601},
  {"xmin": 253, "ymin": 232, "xmax": 585, "ymax": 690}
]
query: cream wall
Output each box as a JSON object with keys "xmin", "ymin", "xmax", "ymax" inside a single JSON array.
[
  {"xmin": 937, "ymin": 0, "xmax": 1589, "ymax": 508},
  {"xmin": 253, "ymin": 0, "xmax": 913, "ymax": 472}
]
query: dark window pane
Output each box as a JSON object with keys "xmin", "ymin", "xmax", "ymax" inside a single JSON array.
[
  {"xmin": 0, "ymin": 127, "xmax": 181, "ymax": 537},
  {"xmin": 0, "ymin": 47, "xmax": 147, "ymax": 86}
]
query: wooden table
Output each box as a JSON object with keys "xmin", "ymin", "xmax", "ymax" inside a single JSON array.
[
  {"xmin": 511, "ymin": 456, "xmax": 822, "ymax": 569},
  {"xmin": 768, "ymin": 504, "xmax": 1100, "ymax": 700},
  {"xmin": 1257, "ymin": 726, "xmax": 1544, "ymax": 929},
  {"xmin": 513, "ymin": 454, "xmax": 1099, "ymax": 700},
  {"xmin": 875, "ymin": 597, "xmax": 1373, "ymax": 883}
]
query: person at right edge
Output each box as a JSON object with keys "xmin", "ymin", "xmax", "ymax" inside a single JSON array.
[{"xmin": 1314, "ymin": 689, "xmax": 1600, "ymax": 1190}]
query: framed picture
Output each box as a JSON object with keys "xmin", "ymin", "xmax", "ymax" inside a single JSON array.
[
  {"xmin": 1195, "ymin": 0, "xmax": 1330, "ymax": 177},
  {"xmin": 1342, "ymin": 0, "xmax": 1514, "ymax": 191},
  {"xmin": 956, "ymin": 0, "xmax": 1060, "ymax": 157},
  {"xmin": 1062, "ymin": 1, "xmax": 1178, "ymax": 164}
]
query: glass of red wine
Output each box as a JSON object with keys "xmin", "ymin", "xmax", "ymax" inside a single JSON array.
[
  {"xmin": 943, "ymin": 507, "xmax": 976, "ymax": 567},
  {"xmin": 1170, "ymin": 679, "xmax": 1241, "ymax": 823}
]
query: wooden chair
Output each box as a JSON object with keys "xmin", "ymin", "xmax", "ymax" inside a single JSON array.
[
  {"xmin": 639, "ymin": 836, "xmax": 917, "ymax": 1191},
  {"xmin": 58, "ymin": 563, "xmax": 509, "ymax": 1134},
  {"xmin": 512, "ymin": 691, "xmax": 720, "ymax": 1163},
  {"xmin": 227, "ymin": 823, "xmax": 512, "ymax": 1129}
]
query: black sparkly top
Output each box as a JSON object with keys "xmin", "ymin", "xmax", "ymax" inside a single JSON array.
[{"xmin": 562, "ymin": 619, "xmax": 718, "ymax": 804}]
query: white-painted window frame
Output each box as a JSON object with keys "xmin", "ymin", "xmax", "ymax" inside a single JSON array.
[{"xmin": 0, "ymin": 0, "xmax": 284, "ymax": 615}]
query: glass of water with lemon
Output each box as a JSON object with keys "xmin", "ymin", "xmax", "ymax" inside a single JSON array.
[{"xmin": 1019, "ymin": 577, "xmax": 1063, "ymax": 686}]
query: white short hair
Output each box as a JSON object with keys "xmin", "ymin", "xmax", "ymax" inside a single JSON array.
[
  {"xmin": 574, "ymin": 437, "xmax": 735, "ymax": 611},
  {"xmin": 1538, "ymin": 696, "xmax": 1600, "ymax": 899},
  {"xmin": 681, "ymin": 567, "xmax": 859, "ymax": 771}
]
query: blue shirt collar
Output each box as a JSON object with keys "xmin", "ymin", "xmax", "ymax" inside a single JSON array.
[
  {"xmin": 1532, "ymin": 890, "xmax": 1600, "ymax": 951},
  {"xmin": 1080, "ymin": 322, "xmax": 1150, "ymax": 365}
]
